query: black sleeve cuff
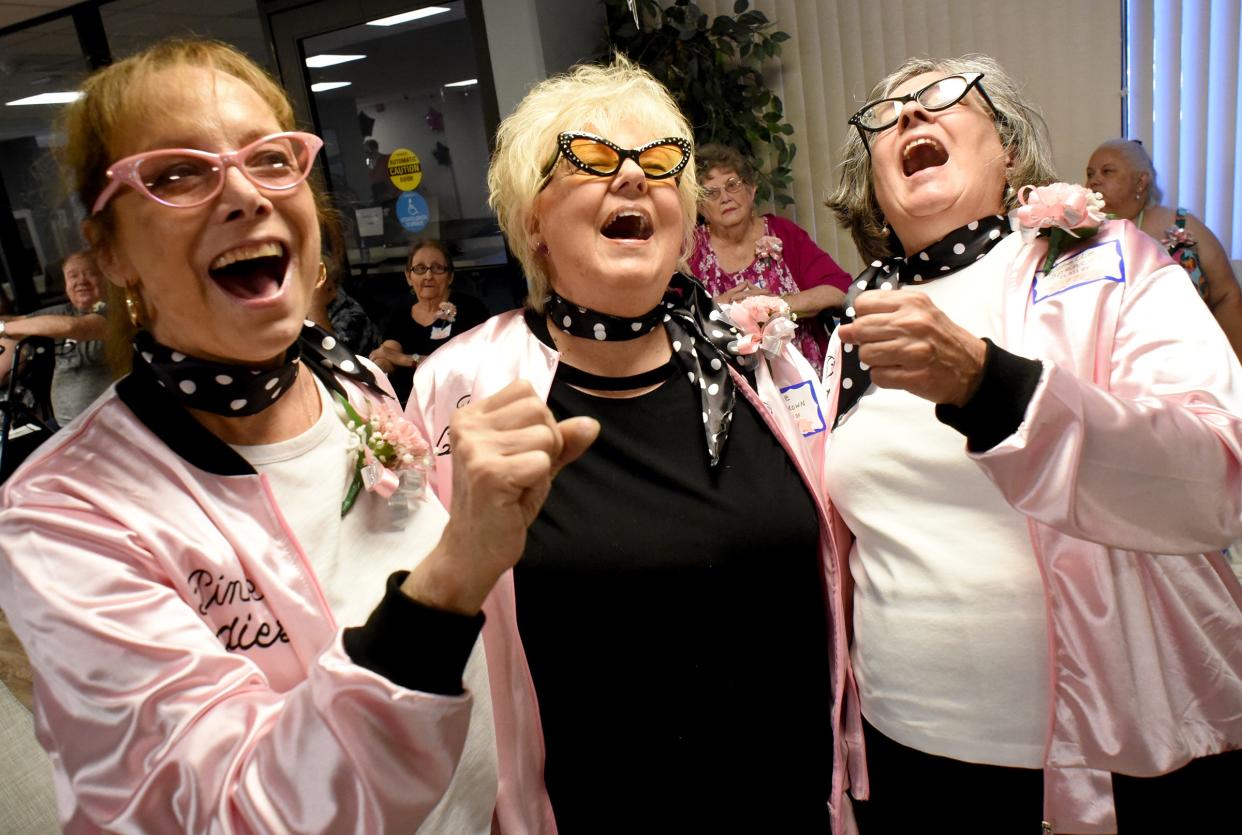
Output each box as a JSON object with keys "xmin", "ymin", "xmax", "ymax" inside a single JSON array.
[
  {"xmin": 343, "ymin": 571, "xmax": 485, "ymax": 696},
  {"xmin": 935, "ymin": 338, "xmax": 1043, "ymax": 453}
]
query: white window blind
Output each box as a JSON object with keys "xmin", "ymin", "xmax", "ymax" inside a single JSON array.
[{"xmin": 1126, "ymin": 0, "xmax": 1241, "ymax": 258}]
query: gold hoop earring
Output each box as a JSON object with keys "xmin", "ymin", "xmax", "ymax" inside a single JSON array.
[
  {"xmin": 318, "ymin": 261, "xmax": 328, "ymax": 282},
  {"xmin": 124, "ymin": 289, "xmax": 145, "ymax": 329}
]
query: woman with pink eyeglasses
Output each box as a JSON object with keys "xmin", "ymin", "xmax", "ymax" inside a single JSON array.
[{"xmin": 0, "ymin": 39, "xmax": 596, "ymax": 833}]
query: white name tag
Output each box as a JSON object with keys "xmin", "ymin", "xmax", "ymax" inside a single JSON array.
[
  {"xmin": 780, "ymin": 380, "xmax": 826, "ymax": 437},
  {"xmin": 1032, "ymin": 239, "xmax": 1125, "ymax": 302},
  {"xmin": 430, "ymin": 324, "xmax": 452, "ymax": 340}
]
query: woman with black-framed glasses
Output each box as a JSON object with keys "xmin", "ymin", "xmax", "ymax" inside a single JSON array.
[
  {"xmin": 825, "ymin": 54, "xmax": 1242, "ymax": 833},
  {"xmin": 406, "ymin": 55, "xmax": 850, "ymax": 832},
  {"xmin": 369, "ymin": 238, "xmax": 489, "ymax": 403}
]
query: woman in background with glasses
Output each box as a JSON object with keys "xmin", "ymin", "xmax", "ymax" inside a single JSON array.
[
  {"xmin": 689, "ymin": 143, "xmax": 850, "ymax": 373},
  {"xmin": 406, "ymin": 56, "xmax": 855, "ymax": 833},
  {"xmin": 0, "ymin": 38, "xmax": 597, "ymax": 832},
  {"xmin": 825, "ymin": 55, "xmax": 1242, "ymax": 833},
  {"xmin": 369, "ymin": 238, "xmax": 489, "ymax": 404}
]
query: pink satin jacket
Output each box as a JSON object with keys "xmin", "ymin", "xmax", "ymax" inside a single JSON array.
[
  {"xmin": 406, "ymin": 310, "xmax": 864, "ymax": 834},
  {"xmin": 824, "ymin": 221, "xmax": 1242, "ymax": 834},
  {"xmin": 0, "ymin": 368, "xmax": 472, "ymax": 833}
]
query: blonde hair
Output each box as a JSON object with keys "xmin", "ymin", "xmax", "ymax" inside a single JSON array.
[
  {"xmin": 58, "ymin": 38, "xmax": 327, "ymax": 375},
  {"xmin": 826, "ymin": 54, "xmax": 1057, "ymax": 264},
  {"xmin": 487, "ymin": 54, "xmax": 697, "ymax": 311}
]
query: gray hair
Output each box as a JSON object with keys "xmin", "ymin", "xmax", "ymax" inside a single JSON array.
[
  {"xmin": 695, "ymin": 143, "xmax": 756, "ymax": 186},
  {"xmin": 826, "ymin": 54, "xmax": 1057, "ymax": 264},
  {"xmin": 1094, "ymin": 138, "xmax": 1162, "ymax": 206},
  {"xmin": 487, "ymin": 54, "xmax": 698, "ymax": 311}
]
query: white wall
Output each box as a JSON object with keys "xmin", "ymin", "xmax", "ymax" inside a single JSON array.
[
  {"xmin": 474, "ymin": 0, "xmax": 1125, "ymax": 273},
  {"xmin": 697, "ymin": 0, "xmax": 1124, "ymax": 274},
  {"xmin": 480, "ymin": 0, "xmax": 607, "ymax": 120}
]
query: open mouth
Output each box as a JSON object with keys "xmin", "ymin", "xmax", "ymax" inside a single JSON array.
[
  {"xmin": 208, "ymin": 242, "xmax": 289, "ymax": 300},
  {"xmin": 600, "ymin": 208, "xmax": 653, "ymax": 241},
  {"xmin": 902, "ymin": 137, "xmax": 949, "ymax": 177}
]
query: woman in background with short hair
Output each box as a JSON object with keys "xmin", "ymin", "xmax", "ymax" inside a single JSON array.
[
  {"xmin": 369, "ymin": 238, "xmax": 489, "ymax": 403},
  {"xmin": 1086, "ymin": 137, "xmax": 1242, "ymax": 359}
]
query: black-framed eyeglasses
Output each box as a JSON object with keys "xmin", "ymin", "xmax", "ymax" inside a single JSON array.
[
  {"xmin": 701, "ymin": 177, "xmax": 747, "ymax": 201},
  {"xmin": 408, "ymin": 263, "xmax": 449, "ymax": 275},
  {"xmin": 545, "ymin": 131, "xmax": 691, "ymax": 181},
  {"xmin": 848, "ymin": 72, "xmax": 1001, "ymax": 152}
]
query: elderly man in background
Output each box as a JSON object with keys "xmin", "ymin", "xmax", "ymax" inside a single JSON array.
[{"xmin": 0, "ymin": 251, "xmax": 110, "ymax": 425}]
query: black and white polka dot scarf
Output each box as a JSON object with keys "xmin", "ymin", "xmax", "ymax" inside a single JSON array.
[
  {"xmin": 548, "ymin": 274, "xmax": 758, "ymax": 465},
  {"xmin": 546, "ymin": 289, "xmax": 665, "ymax": 341},
  {"xmin": 835, "ymin": 215, "xmax": 1010, "ymax": 427},
  {"xmin": 133, "ymin": 322, "xmax": 383, "ymax": 417}
]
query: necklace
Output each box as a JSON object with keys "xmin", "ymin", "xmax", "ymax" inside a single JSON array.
[
  {"xmin": 530, "ymin": 274, "xmax": 759, "ymax": 466},
  {"xmin": 556, "ymin": 358, "xmax": 675, "ymax": 391}
]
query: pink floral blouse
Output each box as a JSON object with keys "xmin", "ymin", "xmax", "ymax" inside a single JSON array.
[{"xmin": 689, "ymin": 214, "xmax": 850, "ymax": 373}]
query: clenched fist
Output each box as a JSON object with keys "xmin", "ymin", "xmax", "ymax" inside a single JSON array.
[
  {"xmin": 837, "ymin": 290, "xmax": 986, "ymax": 407},
  {"xmin": 402, "ymin": 381, "xmax": 599, "ymax": 614}
]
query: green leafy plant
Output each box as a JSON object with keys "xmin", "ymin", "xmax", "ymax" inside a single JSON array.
[{"xmin": 603, "ymin": 0, "xmax": 797, "ymax": 207}]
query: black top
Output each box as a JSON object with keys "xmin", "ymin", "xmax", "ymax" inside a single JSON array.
[
  {"xmin": 326, "ymin": 287, "xmax": 381, "ymax": 356},
  {"xmin": 935, "ymin": 338, "xmax": 1043, "ymax": 451},
  {"xmin": 515, "ymin": 354, "xmax": 834, "ymax": 831},
  {"xmin": 383, "ymin": 291, "xmax": 489, "ymax": 403}
]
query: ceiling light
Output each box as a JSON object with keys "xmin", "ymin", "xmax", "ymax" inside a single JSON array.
[
  {"xmin": 311, "ymin": 81, "xmax": 352, "ymax": 92},
  {"xmin": 444, "ymin": 78, "xmax": 478, "ymax": 88},
  {"xmin": 306, "ymin": 54, "xmax": 366, "ymax": 68},
  {"xmin": 366, "ymin": 6, "xmax": 450, "ymax": 26},
  {"xmin": 6, "ymin": 92, "xmax": 83, "ymax": 106}
]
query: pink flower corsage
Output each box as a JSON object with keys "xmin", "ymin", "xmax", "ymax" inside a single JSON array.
[
  {"xmin": 721, "ymin": 294, "xmax": 797, "ymax": 358},
  {"xmin": 436, "ymin": 301, "xmax": 457, "ymax": 322},
  {"xmin": 1162, "ymin": 225, "xmax": 1196, "ymax": 250},
  {"xmin": 335, "ymin": 393, "xmax": 431, "ymax": 517},
  {"xmin": 754, "ymin": 234, "xmax": 784, "ymax": 265},
  {"xmin": 1011, "ymin": 183, "xmax": 1108, "ymax": 273}
]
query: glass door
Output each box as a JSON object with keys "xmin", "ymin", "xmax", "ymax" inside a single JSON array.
[{"xmin": 265, "ymin": 0, "xmax": 518, "ymax": 316}]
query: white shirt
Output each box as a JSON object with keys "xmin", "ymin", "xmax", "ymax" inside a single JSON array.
[
  {"xmin": 232, "ymin": 375, "xmax": 497, "ymax": 831},
  {"xmin": 825, "ymin": 236, "xmax": 1050, "ymax": 768}
]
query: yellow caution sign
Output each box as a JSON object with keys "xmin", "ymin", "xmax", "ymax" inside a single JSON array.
[{"xmin": 387, "ymin": 148, "xmax": 422, "ymax": 191}]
